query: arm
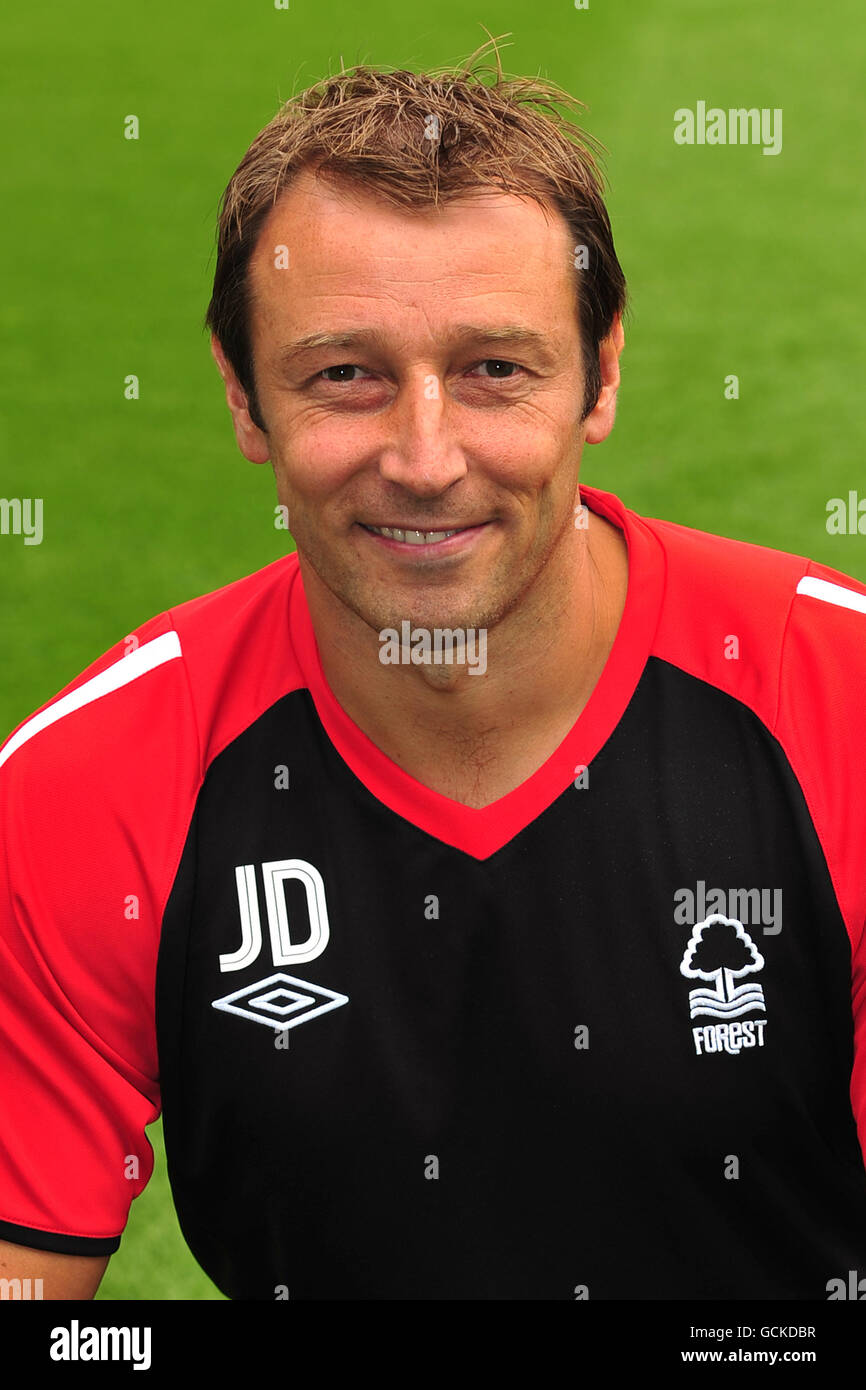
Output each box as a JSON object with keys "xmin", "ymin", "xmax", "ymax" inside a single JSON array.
[
  {"xmin": 0, "ymin": 630, "xmax": 179, "ymax": 1283},
  {"xmin": 0, "ymin": 1239, "xmax": 109, "ymax": 1300}
]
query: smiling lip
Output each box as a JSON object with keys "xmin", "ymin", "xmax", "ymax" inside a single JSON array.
[{"xmin": 359, "ymin": 521, "xmax": 490, "ymax": 551}]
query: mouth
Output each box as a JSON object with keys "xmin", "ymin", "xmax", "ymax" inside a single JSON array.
[{"xmin": 360, "ymin": 522, "xmax": 483, "ymax": 547}]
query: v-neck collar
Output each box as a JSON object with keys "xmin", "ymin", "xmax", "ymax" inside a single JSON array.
[{"xmin": 290, "ymin": 486, "xmax": 666, "ymax": 860}]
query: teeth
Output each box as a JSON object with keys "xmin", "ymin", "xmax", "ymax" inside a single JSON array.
[{"xmin": 367, "ymin": 526, "xmax": 459, "ymax": 544}]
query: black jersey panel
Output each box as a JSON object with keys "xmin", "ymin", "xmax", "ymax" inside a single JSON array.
[{"xmin": 156, "ymin": 657, "xmax": 866, "ymax": 1299}]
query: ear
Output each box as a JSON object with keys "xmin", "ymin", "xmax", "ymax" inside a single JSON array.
[
  {"xmin": 210, "ymin": 334, "xmax": 270, "ymax": 464},
  {"xmin": 583, "ymin": 313, "xmax": 625, "ymax": 446}
]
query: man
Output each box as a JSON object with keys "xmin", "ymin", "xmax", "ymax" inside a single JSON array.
[{"xmin": 2, "ymin": 49, "xmax": 866, "ymax": 1301}]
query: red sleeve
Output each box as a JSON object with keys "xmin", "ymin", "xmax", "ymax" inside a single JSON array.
[
  {"xmin": 774, "ymin": 556, "xmax": 866, "ymax": 1168},
  {"xmin": 0, "ymin": 611, "xmax": 201, "ymax": 1252}
]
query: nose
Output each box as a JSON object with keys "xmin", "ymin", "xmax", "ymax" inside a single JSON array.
[{"xmin": 376, "ymin": 371, "xmax": 467, "ymax": 495}]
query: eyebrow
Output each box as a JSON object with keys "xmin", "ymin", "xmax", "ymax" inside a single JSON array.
[{"xmin": 273, "ymin": 324, "xmax": 558, "ymax": 368}]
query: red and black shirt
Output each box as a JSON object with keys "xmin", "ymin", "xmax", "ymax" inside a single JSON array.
[{"xmin": 2, "ymin": 485, "xmax": 866, "ymax": 1299}]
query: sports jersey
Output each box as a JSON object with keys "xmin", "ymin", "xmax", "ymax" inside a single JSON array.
[{"xmin": 2, "ymin": 483, "xmax": 866, "ymax": 1300}]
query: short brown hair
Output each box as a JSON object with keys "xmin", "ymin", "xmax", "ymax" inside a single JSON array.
[{"xmin": 204, "ymin": 35, "xmax": 627, "ymax": 431}]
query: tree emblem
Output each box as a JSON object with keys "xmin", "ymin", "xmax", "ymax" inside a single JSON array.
[{"xmin": 679, "ymin": 915, "xmax": 766, "ymax": 1020}]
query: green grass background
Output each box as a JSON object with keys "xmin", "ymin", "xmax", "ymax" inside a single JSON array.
[{"xmin": 1, "ymin": 0, "xmax": 863, "ymax": 1299}]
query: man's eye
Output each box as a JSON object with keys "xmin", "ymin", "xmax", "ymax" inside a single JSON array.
[
  {"xmin": 319, "ymin": 364, "xmax": 369, "ymax": 383},
  {"xmin": 471, "ymin": 359, "xmax": 522, "ymax": 379}
]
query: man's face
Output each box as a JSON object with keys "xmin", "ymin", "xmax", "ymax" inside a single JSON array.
[{"xmin": 215, "ymin": 168, "xmax": 621, "ymax": 637}]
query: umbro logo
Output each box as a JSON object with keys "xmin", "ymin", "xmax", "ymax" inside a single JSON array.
[
  {"xmin": 211, "ymin": 858, "xmax": 349, "ymax": 1033},
  {"xmin": 212, "ymin": 972, "xmax": 349, "ymax": 1032}
]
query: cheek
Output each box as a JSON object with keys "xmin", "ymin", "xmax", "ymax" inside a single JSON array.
[
  {"xmin": 272, "ymin": 444, "xmax": 353, "ymax": 503},
  {"xmin": 279, "ymin": 416, "xmax": 374, "ymax": 491}
]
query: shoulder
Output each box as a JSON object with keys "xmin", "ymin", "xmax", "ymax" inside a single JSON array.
[
  {"xmin": 0, "ymin": 551, "xmax": 305, "ymax": 790},
  {"xmin": 619, "ymin": 500, "xmax": 866, "ymax": 950},
  {"xmin": 630, "ymin": 505, "xmax": 866, "ymax": 720},
  {"xmin": 0, "ymin": 550, "xmax": 310, "ymax": 1031}
]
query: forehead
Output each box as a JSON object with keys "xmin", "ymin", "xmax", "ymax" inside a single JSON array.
[{"xmin": 246, "ymin": 169, "xmax": 576, "ymax": 332}]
